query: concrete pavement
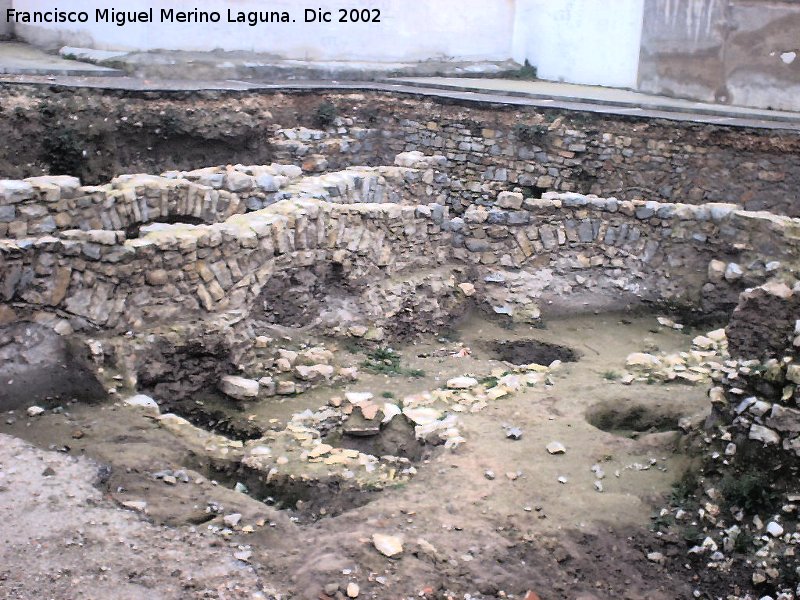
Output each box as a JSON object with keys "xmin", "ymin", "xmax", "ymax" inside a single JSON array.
[
  {"xmin": 389, "ymin": 77, "xmax": 800, "ymax": 124},
  {"xmin": 0, "ymin": 41, "xmax": 122, "ymax": 77}
]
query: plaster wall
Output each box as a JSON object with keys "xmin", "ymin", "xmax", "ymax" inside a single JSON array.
[
  {"xmin": 514, "ymin": 0, "xmax": 645, "ymax": 88},
  {"xmin": 9, "ymin": 0, "xmax": 515, "ymax": 61},
  {"xmin": 10, "ymin": 0, "xmax": 647, "ymax": 90},
  {"xmin": 638, "ymin": 0, "xmax": 800, "ymax": 111},
  {"xmin": 0, "ymin": 0, "xmax": 13, "ymax": 38}
]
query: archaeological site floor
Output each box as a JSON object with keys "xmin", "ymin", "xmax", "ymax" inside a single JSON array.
[{"xmin": 0, "ymin": 81, "xmax": 799, "ymax": 600}]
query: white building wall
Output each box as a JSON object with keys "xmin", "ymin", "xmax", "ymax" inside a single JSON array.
[
  {"xmin": 515, "ymin": 0, "xmax": 645, "ymax": 88},
  {"xmin": 9, "ymin": 0, "xmax": 516, "ymax": 62},
  {"xmin": 10, "ymin": 0, "xmax": 646, "ymax": 89}
]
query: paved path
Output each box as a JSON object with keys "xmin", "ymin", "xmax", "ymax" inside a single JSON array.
[
  {"xmin": 0, "ymin": 42, "xmax": 121, "ymax": 77},
  {"xmin": 390, "ymin": 77, "xmax": 800, "ymax": 124},
  {"xmin": 0, "ymin": 42, "xmax": 798, "ymax": 132},
  {"xmin": 2, "ymin": 73, "xmax": 797, "ymax": 132}
]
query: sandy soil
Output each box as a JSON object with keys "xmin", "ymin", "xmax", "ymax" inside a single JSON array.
[{"xmin": 0, "ymin": 312, "xmax": 713, "ymax": 599}]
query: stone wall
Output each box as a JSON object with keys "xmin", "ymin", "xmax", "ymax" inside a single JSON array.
[
  {"xmin": 3, "ymin": 156, "xmax": 800, "ymax": 335},
  {"xmin": 0, "ymin": 160, "xmax": 438, "ymax": 239},
  {"xmin": 267, "ymin": 96, "xmax": 800, "ymax": 217},
  {"xmin": 2, "ymin": 88, "xmax": 799, "ymax": 217},
  {"xmin": 455, "ymin": 192, "xmax": 800, "ymax": 318},
  {"xmin": 0, "ymin": 161, "xmax": 453, "ymax": 331}
]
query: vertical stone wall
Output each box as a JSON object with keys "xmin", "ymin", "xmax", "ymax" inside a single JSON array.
[
  {"xmin": 0, "ymin": 162, "xmax": 437, "ymax": 238},
  {"xmin": 3, "ymin": 161, "xmax": 800, "ymax": 334},
  {"xmin": 1, "ymin": 89, "xmax": 799, "ymax": 216}
]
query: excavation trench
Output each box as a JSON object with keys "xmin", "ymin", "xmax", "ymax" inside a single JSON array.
[
  {"xmin": 136, "ymin": 346, "xmax": 429, "ymax": 520},
  {"xmin": 183, "ymin": 413, "xmax": 427, "ymax": 521},
  {"xmin": 585, "ymin": 398, "xmax": 688, "ymax": 439},
  {"xmin": 488, "ymin": 338, "xmax": 581, "ymax": 365}
]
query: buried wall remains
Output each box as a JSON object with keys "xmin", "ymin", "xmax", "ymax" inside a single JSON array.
[
  {"xmin": 1, "ymin": 154, "xmax": 799, "ymax": 336},
  {"xmin": 1, "ymin": 87, "xmax": 800, "ymax": 215}
]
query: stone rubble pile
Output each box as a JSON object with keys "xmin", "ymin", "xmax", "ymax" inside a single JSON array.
[
  {"xmin": 622, "ymin": 324, "xmax": 729, "ymax": 386},
  {"xmin": 646, "ymin": 280, "xmax": 800, "ymax": 599},
  {"xmin": 712, "ymin": 281, "xmax": 800, "ymax": 458}
]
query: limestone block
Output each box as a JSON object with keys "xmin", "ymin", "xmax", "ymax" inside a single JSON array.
[
  {"xmin": 294, "ymin": 364, "xmax": 335, "ymax": 382},
  {"xmin": 748, "ymin": 424, "xmax": 780, "ymax": 445},
  {"xmin": 224, "ymin": 170, "xmax": 253, "ymax": 192},
  {"xmin": 0, "ymin": 180, "xmax": 34, "ymax": 203},
  {"xmin": 766, "ymin": 404, "xmax": 800, "ymax": 433},
  {"xmin": 146, "ymin": 269, "xmax": 169, "ymax": 286},
  {"xmin": 708, "ymin": 259, "xmax": 726, "ymax": 282},
  {"xmin": 219, "ymin": 375, "xmax": 259, "ymax": 400},
  {"xmin": 496, "ymin": 191, "xmax": 523, "ymax": 210},
  {"xmin": 724, "ymin": 263, "xmax": 743, "ymax": 281},
  {"xmin": 196, "ymin": 284, "xmax": 214, "ymax": 310},
  {"xmin": 123, "ymin": 394, "xmax": 160, "ymax": 415},
  {"xmin": 0, "ymin": 205, "xmax": 15, "ymax": 222}
]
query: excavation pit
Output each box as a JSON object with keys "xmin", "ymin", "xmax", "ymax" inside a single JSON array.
[
  {"xmin": 324, "ymin": 414, "xmax": 427, "ymax": 462},
  {"xmin": 488, "ymin": 338, "xmax": 580, "ymax": 366},
  {"xmin": 195, "ymin": 459, "xmax": 387, "ymax": 521},
  {"xmin": 585, "ymin": 398, "xmax": 688, "ymax": 438}
]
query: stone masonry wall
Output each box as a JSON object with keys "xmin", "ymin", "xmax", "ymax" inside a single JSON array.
[
  {"xmin": 3, "ymin": 157, "xmax": 800, "ymax": 334},
  {"xmin": 1, "ymin": 88, "xmax": 799, "ymax": 217},
  {"xmin": 0, "ymin": 159, "xmax": 441, "ymax": 239},
  {"xmin": 0, "ymin": 195, "xmax": 452, "ymax": 330},
  {"xmin": 272, "ymin": 106, "xmax": 800, "ymax": 217}
]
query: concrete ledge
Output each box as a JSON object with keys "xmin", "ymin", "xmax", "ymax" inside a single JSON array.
[{"xmin": 0, "ymin": 42, "xmax": 123, "ymax": 77}]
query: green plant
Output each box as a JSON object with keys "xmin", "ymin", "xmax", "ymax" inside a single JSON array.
[
  {"xmin": 733, "ymin": 529, "xmax": 753, "ymax": 554},
  {"xmin": 718, "ymin": 470, "xmax": 777, "ymax": 513},
  {"xmin": 682, "ymin": 524, "xmax": 703, "ymax": 544},
  {"xmin": 381, "ymin": 391, "xmax": 395, "ymax": 399},
  {"xmin": 670, "ymin": 468, "xmax": 700, "ymax": 504},
  {"xmin": 480, "ymin": 375, "xmax": 499, "ymax": 388},
  {"xmin": 602, "ymin": 370, "xmax": 621, "ymax": 381},
  {"xmin": 313, "ymin": 101, "xmax": 338, "ymax": 128},
  {"xmin": 341, "ymin": 338, "xmax": 364, "ymax": 354},
  {"xmin": 650, "ymin": 511, "xmax": 673, "ymax": 532},
  {"xmin": 37, "ymin": 102, "xmax": 56, "ymax": 119},
  {"xmin": 504, "ymin": 59, "xmax": 538, "ymax": 80},
  {"xmin": 360, "ymin": 347, "xmax": 424, "ymax": 378}
]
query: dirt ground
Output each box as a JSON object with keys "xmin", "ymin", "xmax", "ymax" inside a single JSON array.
[{"xmin": 0, "ymin": 312, "xmax": 714, "ymax": 599}]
